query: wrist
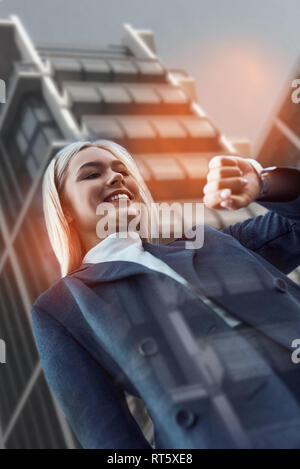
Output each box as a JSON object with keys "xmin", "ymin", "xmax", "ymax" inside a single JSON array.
[
  {"xmin": 245, "ymin": 158, "xmax": 264, "ymax": 175},
  {"xmin": 255, "ymin": 167, "xmax": 277, "ymax": 200},
  {"xmin": 245, "ymin": 158, "xmax": 265, "ymax": 199}
]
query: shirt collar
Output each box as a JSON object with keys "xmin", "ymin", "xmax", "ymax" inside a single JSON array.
[{"xmin": 82, "ymin": 231, "xmax": 142, "ymax": 264}]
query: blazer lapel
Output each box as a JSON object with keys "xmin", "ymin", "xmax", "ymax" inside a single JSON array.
[
  {"xmin": 143, "ymin": 240, "xmax": 200, "ymax": 285},
  {"xmin": 69, "ymin": 240, "xmax": 198, "ymax": 286}
]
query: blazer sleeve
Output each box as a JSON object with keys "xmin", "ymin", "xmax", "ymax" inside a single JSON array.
[
  {"xmin": 31, "ymin": 304, "xmax": 153, "ymax": 449},
  {"xmin": 221, "ymin": 193, "xmax": 300, "ymax": 275}
]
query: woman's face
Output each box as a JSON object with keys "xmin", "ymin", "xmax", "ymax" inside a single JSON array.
[{"xmin": 62, "ymin": 146, "xmax": 143, "ymax": 251}]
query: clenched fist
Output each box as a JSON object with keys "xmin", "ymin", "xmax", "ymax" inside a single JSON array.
[{"xmin": 203, "ymin": 156, "xmax": 263, "ymax": 210}]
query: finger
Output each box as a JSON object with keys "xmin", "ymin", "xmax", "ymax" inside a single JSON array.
[
  {"xmin": 206, "ymin": 166, "xmax": 243, "ymax": 182},
  {"xmin": 204, "ymin": 191, "xmax": 248, "ymax": 210},
  {"xmin": 203, "ymin": 177, "xmax": 248, "ymax": 195},
  {"xmin": 208, "ymin": 155, "xmax": 239, "ymax": 170},
  {"xmin": 220, "ymin": 194, "xmax": 247, "ymax": 210},
  {"xmin": 235, "ymin": 157, "xmax": 258, "ymax": 174},
  {"xmin": 203, "ymin": 188, "xmax": 232, "ymax": 209}
]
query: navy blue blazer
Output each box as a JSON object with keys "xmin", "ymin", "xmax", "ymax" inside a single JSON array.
[{"xmin": 31, "ymin": 193, "xmax": 300, "ymax": 449}]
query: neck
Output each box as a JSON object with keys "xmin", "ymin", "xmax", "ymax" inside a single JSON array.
[{"xmin": 81, "ymin": 229, "xmax": 151, "ymax": 255}]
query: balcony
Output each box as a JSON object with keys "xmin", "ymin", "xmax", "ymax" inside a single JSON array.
[
  {"xmin": 81, "ymin": 114, "xmax": 222, "ymax": 154},
  {"xmin": 63, "ymin": 81, "xmax": 191, "ymax": 119},
  {"xmin": 50, "ymin": 56, "xmax": 166, "ymax": 91}
]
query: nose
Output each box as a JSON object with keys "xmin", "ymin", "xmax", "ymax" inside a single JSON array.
[{"xmin": 107, "ymin": 170, "xmax": 124, "ymax": 187}]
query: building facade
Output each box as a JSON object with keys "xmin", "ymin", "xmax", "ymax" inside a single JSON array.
[
  {"xmin": 0, "ymin": 15, "xmax": 298, "ymax": 449},
  {"xmin": 256, "ymin": 61, "xmax": 300, "ymax": 168}
]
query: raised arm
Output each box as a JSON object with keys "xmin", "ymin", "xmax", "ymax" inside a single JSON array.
[
  {"xmin": 203, "ymin": 155, "xmax": 300, "ymax": 210},
  {"xmin": 203, "ymin": 156, "xmax": 300, "ymax": 274},
  {"xmin": 31, "ymin": 305, "xmax": 153, "ymax": 449}
]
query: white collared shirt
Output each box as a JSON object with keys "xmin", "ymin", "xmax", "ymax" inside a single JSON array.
[
  {"xmin": 83, "ymin": 231, "xmax": 188, "ymax": 286},
  {"xmin": 82, "ymin": 231, "xmax": 241, "ymax": 328}
]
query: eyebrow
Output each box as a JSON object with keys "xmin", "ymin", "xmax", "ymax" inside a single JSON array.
[{"xmin": 76, "ymin": 160, "xmax": 126, "ymax": 175}]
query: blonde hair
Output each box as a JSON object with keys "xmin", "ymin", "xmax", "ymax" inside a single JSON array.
[{"xmin": 42, "ymin": 140, "xmax": 159, "ymax": 278}]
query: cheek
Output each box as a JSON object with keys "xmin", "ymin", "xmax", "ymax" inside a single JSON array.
[
  {"xmin": 129, "ymin": 178, "xmax": 142, "ymax": 200},
  {"xmin": 67, "ymin": 188, "xmax": 96, "ymax": 220}
]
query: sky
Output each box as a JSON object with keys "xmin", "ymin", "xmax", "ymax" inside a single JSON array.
[{"xmin": 0, "ymin": 0, "xmax": 300, "ymax": 154}]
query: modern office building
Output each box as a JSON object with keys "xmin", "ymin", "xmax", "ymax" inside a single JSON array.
[
  {"xmin": 256, "ymin": 60, "xmax": 300, "ymax": 168},
  {"xmin": 0, "ymin": 15, "xmax": 298, "ymax": 449}
]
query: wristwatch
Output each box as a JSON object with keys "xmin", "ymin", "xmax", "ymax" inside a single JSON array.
[{"xmin": 256, "ymin": 167, "xmax": 277, "ymax": 200}]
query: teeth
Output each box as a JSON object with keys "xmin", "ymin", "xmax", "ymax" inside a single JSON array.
[{"xmin": 108, "ymin": 193, "xmax": 129, "ymax": 202}]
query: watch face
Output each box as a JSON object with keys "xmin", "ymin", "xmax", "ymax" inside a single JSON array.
[{"xmin": 259, "ymin": 172, "xmax": 270, "ymax": 198}]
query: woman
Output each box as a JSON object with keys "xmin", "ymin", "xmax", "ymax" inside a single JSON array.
[{"xmin": 31, "ymin": 139, "xmax": 300, "ymax": 449}]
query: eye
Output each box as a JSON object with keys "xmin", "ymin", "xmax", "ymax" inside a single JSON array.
[{"xmin": 84, "ymin": 172, "xmax": 101, "ymax": 180}]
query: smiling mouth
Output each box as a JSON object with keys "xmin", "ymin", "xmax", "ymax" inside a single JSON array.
[
  {"xmin": 103, "ymin": 196, "xmax": 132, "ymax": 206},
  {"xmin": 103, "ymin": 192, "xmax": 133, "ymax": 202}
]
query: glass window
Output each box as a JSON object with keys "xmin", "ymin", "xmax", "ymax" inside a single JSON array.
[
  {"xmin": 127, "ymin": 86, "xmax": 160, "ymax": 104},
  {"xmin": 2, "ymin": 95, "xmax": 62, "ymax": 233},
  {"xmin": 6, "ymin": 374, "xmax": 67, "ymax": 449},
  {"xmin": 32, "ymin": 132, "xmax": 48, "ymax": 166},
  {"xmin": 150, "ymin": 118, "xmax": 187, "ymax": 138},
  {"xmin": 4, "ymin": 93, "xmax": 62, "ymax": 187},
  {"xmin": 179, "ymin": 117, "xmax": 216, "ymax": 138},
  {"xmin": 42, "ymin": 125, "xmax": 62, "ymax": 144},
  {"xmin": 0, "ymin": 260, "xmax": 38, "ymax": 429},
  {"xmin": 25, "ymin": 155, "xmax": 39, "ymax": 180},
  {"xmin": 145, "ymin": 157, "xmax": 184, "ymax": 180},
  {"xmin": 156, "ymin": 86, "xmax": 187, "ymax": 104},
  {"xmin": 13, "ymin": 183, "xmax": 60, "ymax": 305},
  {"xmin": 16, "ymin": 130, "xmax": 28, "ymax": 155},
  {"xmin": 81, "ymin": 58, "xmax": 110, "ymax": 74},
  {"xmin": 83, "ymin": 116, "xmax": 125, "ymax": 140},
  {"xmin": 2, "ymin": 136, "xmax": 32, "ymax": 202},
  {"xmin": 98, "ymin": 85, "xmax": 131, "ymax": 104},
  {"xmin": 22, "ymin": 107, "xmax": 37, "ymax": 141},
  {"xmin": 34, "ymin": 106, "xmax": 51, "ymax": 123},
  {"xmin": 66, "ymin": 84, "xmax": 101, "ymax": 103},
  {"xmin": 108, "ymin": 59, "xmax": 138, "ymax": 76},
  {"xmin": 0, "ymin": 152, "xmax": 22, "ymax": 230},
  {"xmin": 132, "ymin": 156, "xmax": 151, "ymax": 181},
  {"xmin": 179, "ymin": 155, "xmax": 208, "ymax": 179},
  {"xmin": 51, "ymin": 57, "xmax": 81, "ymax": 72},
  {"xmin": 136, "ymin": 60, "xmax": 164, "ymax": 76},
  {"xmin": 119, "ymin": 117, "xmax": 156, "ymax": 139}
]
